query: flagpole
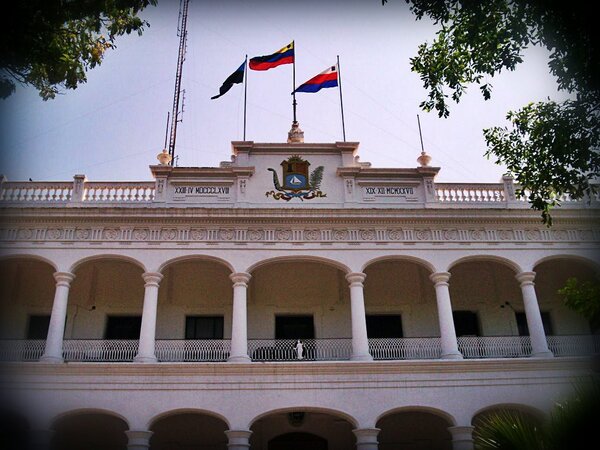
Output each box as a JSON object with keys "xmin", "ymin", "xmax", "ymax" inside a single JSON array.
[
  {"xmin": 292, "ymin": 40, "xmax": 297, "ymax": 123},
  {"xmin": 337, "ymin": 55, "xmax": 346, "ymax": 142},
  {"xmin": 243, "ymin": 55, "xmax": 248, "ymax": 140}
]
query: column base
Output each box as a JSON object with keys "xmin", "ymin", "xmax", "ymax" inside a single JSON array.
[
  {"xmin": 350, "ymin": 353, "xmax": 373, "ymax": 362},
  {"xmin": 39, "ymin": 355, "xmax": 64, "ymax": 363},
  {"xmin": 441, "ymin": 352, "xmax": 463, "ymax": 360},
  {"xmin": 228, "ymin": 355, "xmax": 252, "ymax": 363},
  {"xmin": 133, "ymin": 354, "xmax": 157, "ymax": 363},
  {"xmin": 530, "ymin": 350, "xmax": 554, "ymax": 358}
]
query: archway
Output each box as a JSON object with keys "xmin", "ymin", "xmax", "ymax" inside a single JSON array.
[
  {"xmin": 250, "ymin": 410, "xmax": 355, "ymax": 450},
  {"xmin": 52, "ymin": 411, "xmax": 128, "ymax": 450},
  {"xmin": 150, "ymin": 411, "xmax": 228, "ymax": 450},
  {"xmin": 376, "ymin": 410, "xmax": 453, "ymax": 450}
]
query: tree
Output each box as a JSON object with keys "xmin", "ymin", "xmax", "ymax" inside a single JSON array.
[
  {"xmin": 0, "ymin": 0, "xmax": 157, "ymax": 100},
  {"xmin": 385, "ymin": 0, "xmax": 600, "ymax": 224},
  {"xmin": 558, "ymin": 277, "xmax": 600, "ymax": 332}
]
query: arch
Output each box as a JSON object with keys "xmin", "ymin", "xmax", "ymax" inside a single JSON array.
[
  {"xmin": 69, "ymin": 254, "xmax": 146, "ymax": 274},
  {"xmin": 249, "ymin": 406, "xmax": 358, "ymax": 429},
  {"xmin": 362, "ymin": 255, "xmax": 436, "ymax": 274},
  {"xmin": 447, "ymin": 255, "xmax": 522, "ymax": 274},
  {"xmin": 51, "ymin": 408, "xmax": 130, "ymax": 429},
  {"xmin": 376, "ymin": 406, "xmax": 456, "ymax": 427},
  {"xmin": 471, "ymin": 403, "xmax": 546, "ymax": 423},
  {"xmin": 533, "ymin": 254, "xmax": 600, "ymax": 273},
  {"xmin": 0, "ymin": 254, "xmax": 58, "ymax": 272},
  {"xmin": 158, "ymin": 255, "xmax": 235, "ymax": 274},
  {"xmin": 147, "ymin": 408, "xmax": 230, "ymax": 430},
  {"xmin": 247, "ymin": 256, "xmax": 351, "ymax": 274}
]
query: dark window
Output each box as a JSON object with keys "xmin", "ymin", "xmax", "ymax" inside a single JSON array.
[
  {"xmin": 105, "ymin": 316, "xmax": 142, "ymax": 339},
  {"xmin": 185, "ymin": 316, "xmax": 224, "ymax": 339},
  {"xmin": 366, "ymin": 314, "xmax": 403, "ymax": 338},
  {"xmin": 453, "ymin": 311, "xmax": 480, "ymax": 337},
  {"xmin": 27, "ymin": 315, "xmax": 50, "ymax": 339},
  {"xmin": 516, "ymin": 312, "xmax": 553, "ymax": 336},
  {"xmin": 275, "ymin": 316, "xmax": 314, "ymax": 339}
]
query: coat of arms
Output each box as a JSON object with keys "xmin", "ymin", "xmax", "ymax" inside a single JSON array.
[{"xmin": 266, "ymin": 156, "xmax": 326, "ymax": 201}]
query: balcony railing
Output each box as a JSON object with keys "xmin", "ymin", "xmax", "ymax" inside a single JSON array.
[{"xmin": 1, "ymin": 336, "xmax": 598, "ymax": 363}]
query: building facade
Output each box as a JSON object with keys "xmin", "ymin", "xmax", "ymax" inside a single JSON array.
[{"xmin": 0, "ymin": 141, "xmax": 599, "ymax": 450}]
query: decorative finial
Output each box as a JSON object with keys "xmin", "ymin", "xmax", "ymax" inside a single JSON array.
[
  {"xmin": 157, "ymin": 148, "xmax": 172, "ymax": 165},
  {"xmin": 287, "ymin": 121, "xmax": 304, "ymax": 143},
  {"xmin": 417, "ymin": 150, "xmax": 432, "ymax": 167}
]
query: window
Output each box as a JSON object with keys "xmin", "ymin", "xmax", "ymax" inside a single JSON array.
[
  {"xmin": 515, "ymin": 312, "xmax": 553, "ymax": 336},
  {"xmin": 275, "ymin": 316, "xmax": 314, "ymax": 339},
  {"xmin": 105, "ymin": 316, "xmax": 142, "ymax": 339},
  {"xmin": 453, "ymin": 311, "xmax": 480, "ymax": 337},
  {"xmin": 185, "ymin": 316, "xmax": 224, "ymax": 339},
  {"xmin": 27, "ymin": 315, "xmax": 50, "ymax": 339},
  {"xmin": 366, "ymin": 315, "xmax": 403, "ymax": 338}
]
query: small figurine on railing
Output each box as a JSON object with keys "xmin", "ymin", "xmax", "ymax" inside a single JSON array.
[{"xmin": 295, "ymin": 340, "xmax": 304, "ymax": 360}]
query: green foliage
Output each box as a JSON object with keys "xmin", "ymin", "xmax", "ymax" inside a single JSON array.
[
  {"xmin": 0, "ymin": 0, "xmax": 157, "ymax": 100},
  {"xmin": 386, "ymin": 0, "xmax": 600, "ymax": 224},
  {"xmin": 558, "ymin": 277, "xmax": 600, "ymax": 332},
  {"xmin": 473, "ymin": 380, "xmax": 600, "ymax": 450}
]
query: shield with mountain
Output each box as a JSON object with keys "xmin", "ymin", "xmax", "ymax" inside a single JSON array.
[{"xmin": 266, "ymin": 156, "xmax": 326, "ymax": 201}]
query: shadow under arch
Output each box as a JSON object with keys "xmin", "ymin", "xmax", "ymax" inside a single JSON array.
[
  {"xmin": 533, "ymin": 254, "xmax": 600, "ymax": 273},
  {"xmin": 471, "ymin": 403, "xmax": 546, "ymax": 424},
  {"xmin": 147, "ymin": 407, "xmax": 231, "ymax": 430},
  {"xmin": 158, "ymin": 254, "xmax": 235, "ymax": 274},
  {"xmin": 375, "ymin": 405, "xmax": 457, "ymax": 427},
  {"xmin": 0, "ymin": 253, "xmax": 58, "ymax": 272},
  {"xmin": 51, "ymin": 407, "xmax": 130, "ymax": 429},
  {"xmin": 361, "ymin": 255, "xmax": 436, "ymax": 274},
  {"xmin": 248, "ymin": 406, "xmax": 358, "ymax": 429},
  {"xmin": 447, "ymin": 254, "xmax": 523, "ymax": 274},
  {"xmin": 69, "ymin": 253, "xmax": 147, "ymax": 274},
  {"xmin": 246, "ymin": 255, "xmax": 352, "ymax": 275}
]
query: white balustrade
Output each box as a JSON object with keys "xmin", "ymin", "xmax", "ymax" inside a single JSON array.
[
  {"xmin": 83, "ymin": 182, "xmax": 154, "ymax": 203},
  {"xmin": 369, "ymin": 338, "xmax": 442, "ymax": 360},
  {"xmin": 248, "ymin": 339, "xmax": 352, "ymax": 361},
  {"xmin": 155, "ymin": 339, "xmax": 231, "ymax": 361},
  {"xmin": 0, "ymin": 182, "xmax": 72, "ymax": 203},
  {"xmin": 436, "ymin": 184, "xmax": 505, "ymax": 203}
]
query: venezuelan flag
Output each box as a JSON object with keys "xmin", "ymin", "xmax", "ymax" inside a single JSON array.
[
  {"xmin": 249, "ymin": 42, "xmax": 294, "ymax": 71},
  {"xmin": 293, "ymin": 65, "xmax": 338, "ymax": 93}
]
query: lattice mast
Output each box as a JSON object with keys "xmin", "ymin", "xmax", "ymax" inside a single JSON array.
[{"xmin": 167, "ymin": 0, "xmax": 190, "ymax": 166}]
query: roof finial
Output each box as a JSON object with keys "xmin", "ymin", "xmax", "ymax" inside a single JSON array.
[{"xmin": 287, "ymin": 121, "xmax": 304, "ymax": 143}]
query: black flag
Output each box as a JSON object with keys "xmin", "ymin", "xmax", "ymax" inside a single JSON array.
[{"xmin": 211, "ymin": 61, "xmax": 246, "ymax": 99}]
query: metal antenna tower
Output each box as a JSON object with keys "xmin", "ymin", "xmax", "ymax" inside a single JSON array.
[{"xmin": 167, "ymin": 0, "xmax": 190, "ymax": 166}]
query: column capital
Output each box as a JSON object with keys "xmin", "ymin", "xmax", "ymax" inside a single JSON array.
[
  {"xmin": 430, "ymin": 271, "xmax": 451, "ymax": 285},
  {"xmin": 516, "ymin": 271, "xmax": 536, "ymax": 285},
  {"xmin": 353, "ymin": 427, "xmax": 380, "ymax": 443},
  {"xmin": 142, "ymin": 272, "xmax": 163, "ymax": 286},
  {"xmin": 346, "ymin": 272, "xmax": 366, "ymax": 285},
  {"xmin": 125, "ymin": 430, "xmax": 153, "ymax": 449},
  {"xmin": 230, "ymin": 272, "xmax": 251, "ymax": 286},
  {"xmin": 53, "ymin": 271, "xmax": 75, "ymax": 286}
]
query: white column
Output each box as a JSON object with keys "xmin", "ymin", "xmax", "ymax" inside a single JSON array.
[
  {"xmin": 346, "ymin": 272, "xmax": 373, "ymax": 361},
  {"xmin": 126, "ymin": 430, "xmax": 153, "ymax": 450},
  {"xmin": 516, "ymin": 272, "xmax": 553, "ymax": 358},
  {"xmin": 449, "ymin": 426, "xmax": 474, "ymax": 450},
  {"xmin": 40, "ymin": 272, "xmax": 75, "ymax": 363},
  {"xmin": 228, "ymin": 272, "xmax": 251, "ymax": 362},
  {"xmin": 353, "ymin": 428, "xmax": 380, "ymax": 450},
  {"xmin": 430, "ymin": 272, "xmax": 463, "ymax": 359},
  {"xmin": 134, "ymin": 272, "xmax": 163, "ymax": 363},
  {"xmin": 225, "ymin": 429, "xmax": 252, "ymax": 450}
]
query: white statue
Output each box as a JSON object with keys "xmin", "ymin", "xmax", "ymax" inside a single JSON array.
[{"xmin": 295, "ymin": 340, "xmax": 304, "ymax": 360}]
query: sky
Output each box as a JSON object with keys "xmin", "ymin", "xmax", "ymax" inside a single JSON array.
[{"xmin": 0, "ymin": 0, "xmax": 567, "ymax": 183}]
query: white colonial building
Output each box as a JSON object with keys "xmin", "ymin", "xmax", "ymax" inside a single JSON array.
[{"xmin": 0, "ymin": 139, "xmax": 598, "ymax": 450}]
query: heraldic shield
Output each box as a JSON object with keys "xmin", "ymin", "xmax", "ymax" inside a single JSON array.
[{"xmin": 282, "ymin": 156, "xmax": 309, "ymax": 191}]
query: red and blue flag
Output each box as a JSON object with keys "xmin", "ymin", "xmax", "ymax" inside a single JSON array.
[
  {"xmin": 249, "ymin": 42, "xmax": 294, "ymax": 71},
  {"xmin": 293, "ymin": 65, "xmax": 338, "ymax": 93}
]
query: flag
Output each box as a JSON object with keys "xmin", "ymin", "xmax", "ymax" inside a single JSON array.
[
  {"xmin": 249, "ymin": 42, "xmax": 294, "ymax": 71},
  {"xmin": 211, "ymin": 60, "xmax": 245, "ymax": 100},
  {"xmin": 293, "ymin": 65, "xmax": 338, "ymax": 93}
]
